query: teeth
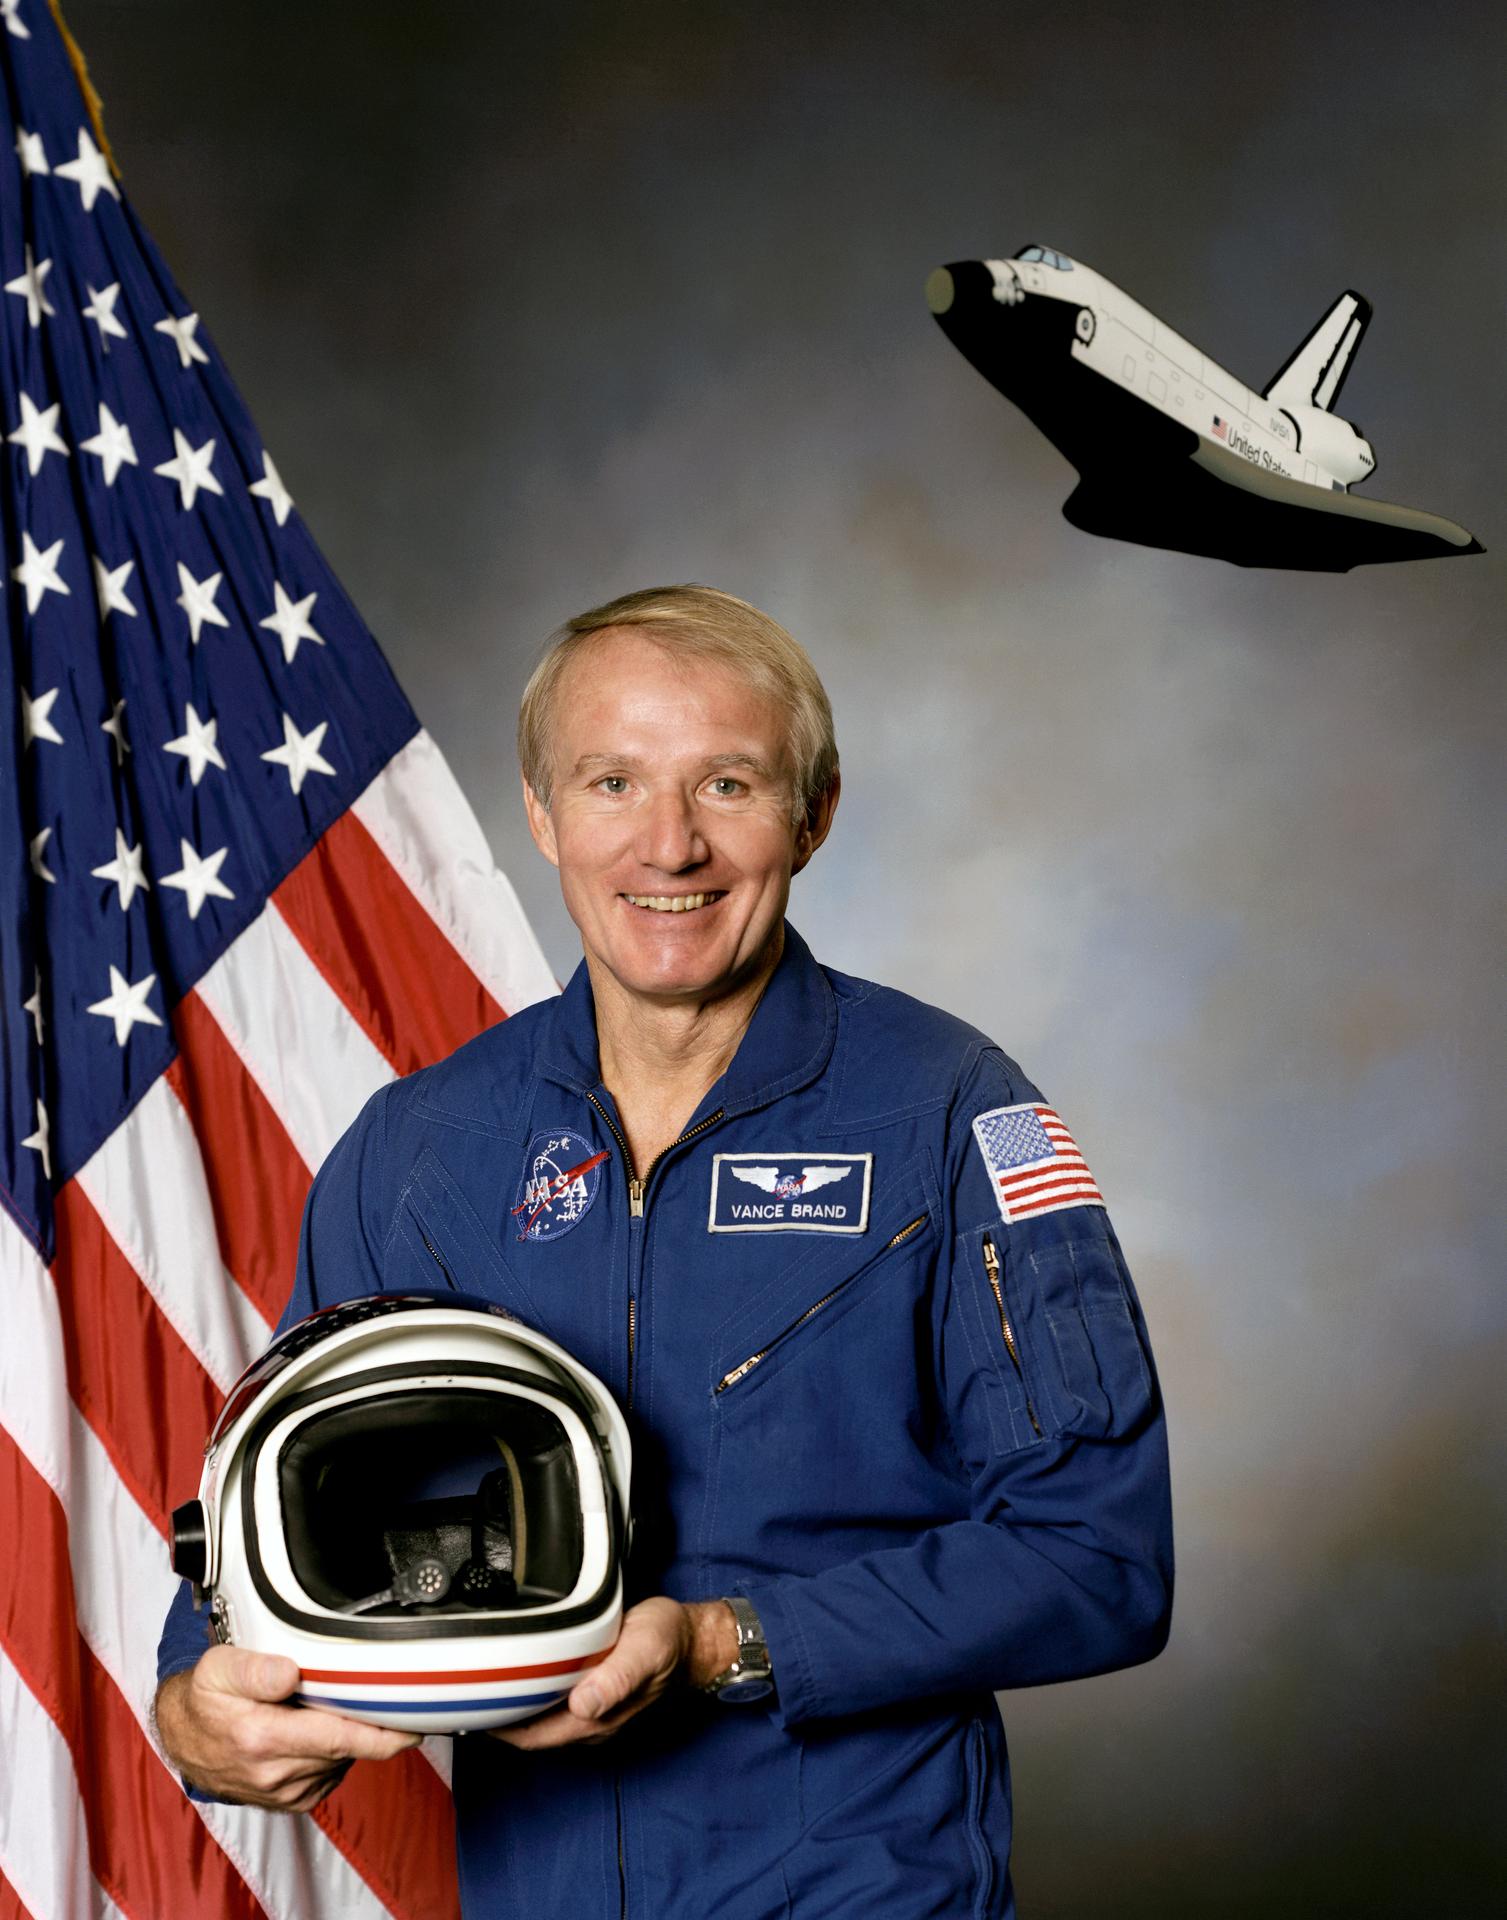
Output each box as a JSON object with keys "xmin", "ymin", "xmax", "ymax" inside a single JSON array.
[{"xmin": 625, "ymin": 893, "xmax": 717, "ymax": 913}]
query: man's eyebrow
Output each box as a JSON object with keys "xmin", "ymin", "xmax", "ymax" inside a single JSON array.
[
  {"xmin": 567, "ymin": 751, "xmax": 781, "ymax": 779},
  {"xmin": 570, "ymin": 753, "xmax": 642, "ymax": 776},
  {"xmin": 704, "ymin": 753, "xmax": 779, "ymax": 778}
]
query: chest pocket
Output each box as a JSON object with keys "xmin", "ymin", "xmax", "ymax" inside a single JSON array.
[
  {"xmin": 391, "ymin": 1147, "xmax": 548, "ymax": 1334},
  {"xmin": 708, "ymin": 1152, "xmax": 940, "ymax": 1404}
]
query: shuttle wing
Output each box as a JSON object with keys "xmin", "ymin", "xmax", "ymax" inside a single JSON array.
[{"xmin": 1264, "ymin": 290, "xmax": 1372, "ymax": 413}]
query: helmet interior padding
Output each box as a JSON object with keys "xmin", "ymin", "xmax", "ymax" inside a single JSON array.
[{"xmin": 278, "ymin": 1389, "xmax": 585, "ymax": 1614}]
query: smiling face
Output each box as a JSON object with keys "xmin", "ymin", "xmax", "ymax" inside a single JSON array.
[{"xmin": 523, "ymin": 628, "xmax": 836, "ymax": 1009}]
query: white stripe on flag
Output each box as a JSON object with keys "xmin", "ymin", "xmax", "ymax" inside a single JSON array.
[
  {"xmin": 0, "ymin": 1210, "xmax": 70, "ymax": 1499},
  {"xmin": 352, "ymin": 730, "xmax": 557, "ymax": 1015},
  {"xmin": 67, "ymin": 1402, "xmax": 392, "ymax": 1920},
  {"xmin": 0, "ymin": 1646, "xmax": 128, "ymax": 1920},
  {"xmin": 74, "ymin": 1078, "xmax": 271, "ymax": 1393},
  {"xmin": 0, "ymin": 1212, "xmax": 394, "ymax": 1920},
  {"xmin": 196, "ymin": 903, "xmax": 395, "ymax": 1174}
]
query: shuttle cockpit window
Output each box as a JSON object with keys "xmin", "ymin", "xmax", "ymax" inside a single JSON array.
[{"xmin": 1015, "ymin": 246, "xmax": 1073, "ymax": 270}]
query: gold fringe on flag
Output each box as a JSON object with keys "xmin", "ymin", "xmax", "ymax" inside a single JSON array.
[{"xmin": 47, "ymin": 0, "xmax": 120, "ymax": 178}]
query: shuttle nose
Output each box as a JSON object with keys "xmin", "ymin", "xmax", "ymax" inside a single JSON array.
[{"xmin": 925, "ymin": 260, "xmax": 999, "ymax": 316}]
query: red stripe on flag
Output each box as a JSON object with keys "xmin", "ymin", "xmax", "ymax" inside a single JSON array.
[
  {"xmin": 45, "ymin": 1180, "xmax": 464, "ymax": 1920},
  {"xmin": 312, "ymin": 1750, "xmax": 462, "ymax": 1920},
  {"xmin": 0, "ymin": 1866, "xmax": 36, "ymax": 1920},
  {"xmin": 1005, "ymin": 1182, "xmax": 1098, "ymax": 1213},
  {"xmin": 1000, "ymin": 1168, "xmax": 1094, "ymax": 1199},
  {"xmin": 273, "ymin": 812, "xmax": 505, "ymax": 1077},
  {"xmin": 0, "ymin": 1425, "xmax": 267, "ymax": 1920},
  {"xmin": 50, "ymin": 1183, "xmax": 223, "ymax": 1533},
  {"xmin": 167, "ymin": 992, "xmax": 310, "ymax": 1325}
]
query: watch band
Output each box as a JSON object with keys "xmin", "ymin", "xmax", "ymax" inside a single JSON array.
[{"xmin": 699, "ymin": 1595, "xmax": 774, "ymax": 1704}]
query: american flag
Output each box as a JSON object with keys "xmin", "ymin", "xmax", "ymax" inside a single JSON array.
[
  {"xmin": 0, "ymin": 8, "xmax": 555, "ymax": 1917},
  {"xmin": 1212, "ymin": 415, "xmax": 1228, "ymax": 440},
  {"xmin": 972, "ymin": 1103, "xmax": 1106, "ymax": 1224}
]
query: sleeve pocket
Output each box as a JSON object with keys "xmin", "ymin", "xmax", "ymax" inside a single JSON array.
[{"xmin": 1030, "ymin": 1229, "xmax": 1156, "ymax": 1440}]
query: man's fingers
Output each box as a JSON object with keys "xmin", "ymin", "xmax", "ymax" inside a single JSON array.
[
  {"xmin": 198, "ymin": 1644, "xmax": 302, "ymax": 1703},
  {"xmin": 246, "ymin": 1701, "xmax": 421, "ymax": 1765}
]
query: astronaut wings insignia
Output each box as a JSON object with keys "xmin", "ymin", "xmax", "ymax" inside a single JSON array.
[
  {"xmin": 711, "ymin": 1153, "xmax": 873, "ymax": 1233},
  {"xmin": 731, "ymin": 1165, "xmax": 782, "ymax": 1192}
]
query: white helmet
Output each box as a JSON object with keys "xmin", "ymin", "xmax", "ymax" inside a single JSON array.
[{"xmin": 171, "ymin": 1291, "xmax": 630, "ymax": 1734}]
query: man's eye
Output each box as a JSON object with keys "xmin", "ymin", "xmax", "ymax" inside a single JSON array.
[
  {"xmin": 709, "ymin": 777, "xmax": 745, "ymax": 797},
  {"xmin": 597, "ymin": 776, "xmax": 630, "ymax": 795}
]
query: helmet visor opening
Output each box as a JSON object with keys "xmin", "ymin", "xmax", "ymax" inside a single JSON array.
[{"xmin": 278, "ymin": 1389, "xmax": 584, "ymax": 1615}]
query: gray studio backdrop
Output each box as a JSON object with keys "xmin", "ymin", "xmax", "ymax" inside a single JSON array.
[{"xmin": 76, "ymin": 2, "xmax": 1505, "ymax": 1913}]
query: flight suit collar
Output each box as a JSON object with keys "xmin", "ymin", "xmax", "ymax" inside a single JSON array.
[{"xmin": 535, "ymin": 921, "xmax": 837, "ymax": 1118}]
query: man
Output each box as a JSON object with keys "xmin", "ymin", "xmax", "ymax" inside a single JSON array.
[{"xmin": 157, "ymin": 584, "xmax": 1173, "ymax": 1916}]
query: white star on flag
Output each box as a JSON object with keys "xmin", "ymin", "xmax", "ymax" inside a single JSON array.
[
  {"xmin": 23, "ymin": 969, "xmax": 43, "ymax": 1044},
  {"xmin": 154, "ymin": 428, "xmax": 223, "ymax": 510},
  {"xmin": 249, "ymin": 450, "xmax": 294, "ymax": 525},
  {"xmin": 22, "ymin": 686, "xmax": 63, "ymax": 748},
  {"xmin": 261, "ymin": 711, "xmax": 336, "ymax": 795},
  {"xmin": 14, "ymin": 125, "xmax": 47, "ymax": 174},
  {"xmin": 21, "ymin": 1098, "xmax": 50, "ymax": 1181},
  {"xmin": 1, "ymin": 0, "xmax": 30, "ymax": 42},
  {"xmin": 54, "ymin": 127, "xmax": 119, "ymax": 212},
  {"xmin": 260, "ymin": 582, "xmax": 324, "ymax": 664},
  {"xmin": 160, "ymin": 839, "xmax": 234, "ymax": 919},
  {"xmin": 175, "ymin": 561, "xmax": 230, "ymax": 643},
  {"xmin": 94, "ymin": 555, "xmax": 138, "ymax": 619},
  {"xmin": 91, "ymin": 827, "xmax": 151, "ymax": 911},
  {"xmin": 153, "ymin": 310, "xmax": 209, "ymax": 368},
  {"xmin": 4, "ymin": 245, "xmax": 54, "ymax": 326},
  {"xmin": 29, "ymin": 826, "xmax": 55, "ymax": 884},
  {"xmin": 12, "ymin": 531, "xmax": 69, "ymax": 612},
  {"xmin": 79, "ymin": 402, "xmax": 138, "ymax": 484},
  {"xmin": 82, "ymin": 281, "xmax": 129, "ymax": 344},
  {"xmin": 7, "ymin": 391, "xmax": 69, "ymax": 475},
  {"xmin": 87, "ymin": 965, "xmax": 164, "ymax": 1047},
  {"xmin": 162, "ymin": 703, "xmax": 226, "ymax": 785},
  {"xmin": 101, "ymin": 698, "xmax": 131, "ymax": 765}
]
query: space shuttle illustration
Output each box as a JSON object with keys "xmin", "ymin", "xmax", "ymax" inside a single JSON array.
[{"xmin": 926, "ymin": 247, "xmax": 1482, "ymax": 570}]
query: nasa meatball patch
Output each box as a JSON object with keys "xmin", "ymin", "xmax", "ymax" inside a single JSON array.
[
  {"xmin": 513, "ymin": 1128, "xmax": 609, "ymax": 1242},
  {"xmin": 708, "ymin": 1152, "xmax": 872, "ymax": 1233}
]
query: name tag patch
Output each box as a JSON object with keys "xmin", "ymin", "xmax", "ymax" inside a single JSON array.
[{"xmin": 708, "ymin": 1153, "xmax": 872, "ymax": 1233}]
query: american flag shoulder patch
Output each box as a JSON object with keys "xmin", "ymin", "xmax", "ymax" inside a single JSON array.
[{"xmin": 971, "ymin": 1102, "xmax": 1106, "ymax": 1225}]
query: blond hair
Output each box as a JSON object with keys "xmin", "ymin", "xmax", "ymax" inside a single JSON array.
[{"xmin": 517, "ymin": 584, "xmax": 838, "ymax": 820}]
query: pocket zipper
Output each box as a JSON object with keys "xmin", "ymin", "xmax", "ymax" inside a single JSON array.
[
  {"xmin": 715, "ymin": 1214, "xmax": 928, "ymax": 1394},
  {"xmin": 981, "ymin": 1234, "xmax": 1042, "ymax": 1436}
]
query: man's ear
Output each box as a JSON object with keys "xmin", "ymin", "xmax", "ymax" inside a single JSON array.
[
  {"xmin": 791, "ymin": 770, "xmax": 840, "ymax": 877},
  {"xmin": 522, "ymin": 774, "xmax": 560, "ymax": 868}
]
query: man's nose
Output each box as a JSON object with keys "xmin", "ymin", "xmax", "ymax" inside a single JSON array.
[{"xmin": 637, "ymin": 788, "xmax": 707, "ymax": 871}]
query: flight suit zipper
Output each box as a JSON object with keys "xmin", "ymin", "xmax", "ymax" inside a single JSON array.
[
  {"xmin": 583, "ymin": 1091, "xmax": 725, "ymax": 1920},
  {"xmin": 584, "ymin": 1092, "xmax": 725, "ymax": 1409},
  {"xmin": 981, "ymin": 1234, "xmax": 1042, "ymax": 1436},
  {"xmin": 715, "ymin": 1214, "xmax": 928, "ymax": 1393}
]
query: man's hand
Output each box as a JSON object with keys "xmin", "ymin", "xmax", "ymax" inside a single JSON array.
[
  {"xmin": 492, "ymin": 1596, "xmax": 737, "ymax": 1751},
  {"xmin": 154, "ymin": 1646, "xmax": 421, "ymax": 1812}
]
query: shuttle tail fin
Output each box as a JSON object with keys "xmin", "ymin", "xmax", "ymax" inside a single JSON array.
[{"xmin": 1263, "ymin": 290, "xmax": 1373, "ymax": 413}]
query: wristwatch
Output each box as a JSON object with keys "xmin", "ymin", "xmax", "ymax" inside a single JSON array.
[{"xmin": 699, "ymin": 1595, "xmax": 774, "ymax": 1704}]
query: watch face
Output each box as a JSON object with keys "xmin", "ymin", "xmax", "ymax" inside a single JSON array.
[{"xmin": 718, "ymin": 1675, "xmax": 774, "ymax": 1704}]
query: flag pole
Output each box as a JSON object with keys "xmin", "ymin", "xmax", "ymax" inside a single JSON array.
[{"xmin": 47, "ymin": 0, "xmax": 120, "ymax": 176}]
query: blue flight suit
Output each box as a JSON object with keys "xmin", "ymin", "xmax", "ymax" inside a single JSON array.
[{"xmin": 160, "ymin": 923, "xmax": 1173, "ymax": 1917}]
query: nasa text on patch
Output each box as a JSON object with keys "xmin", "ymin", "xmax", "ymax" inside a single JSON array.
[
  {"xmin": 972, "ymin": 1103, "xmax": 1105, "ymax": 1225},
  {"xmin": 513, "ymin": 1128, "xmax": 609, "ymax": 1242},
  {"xmin": 708, "ymin": 1153, "xmax": 872, "ymax": 1233}
]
